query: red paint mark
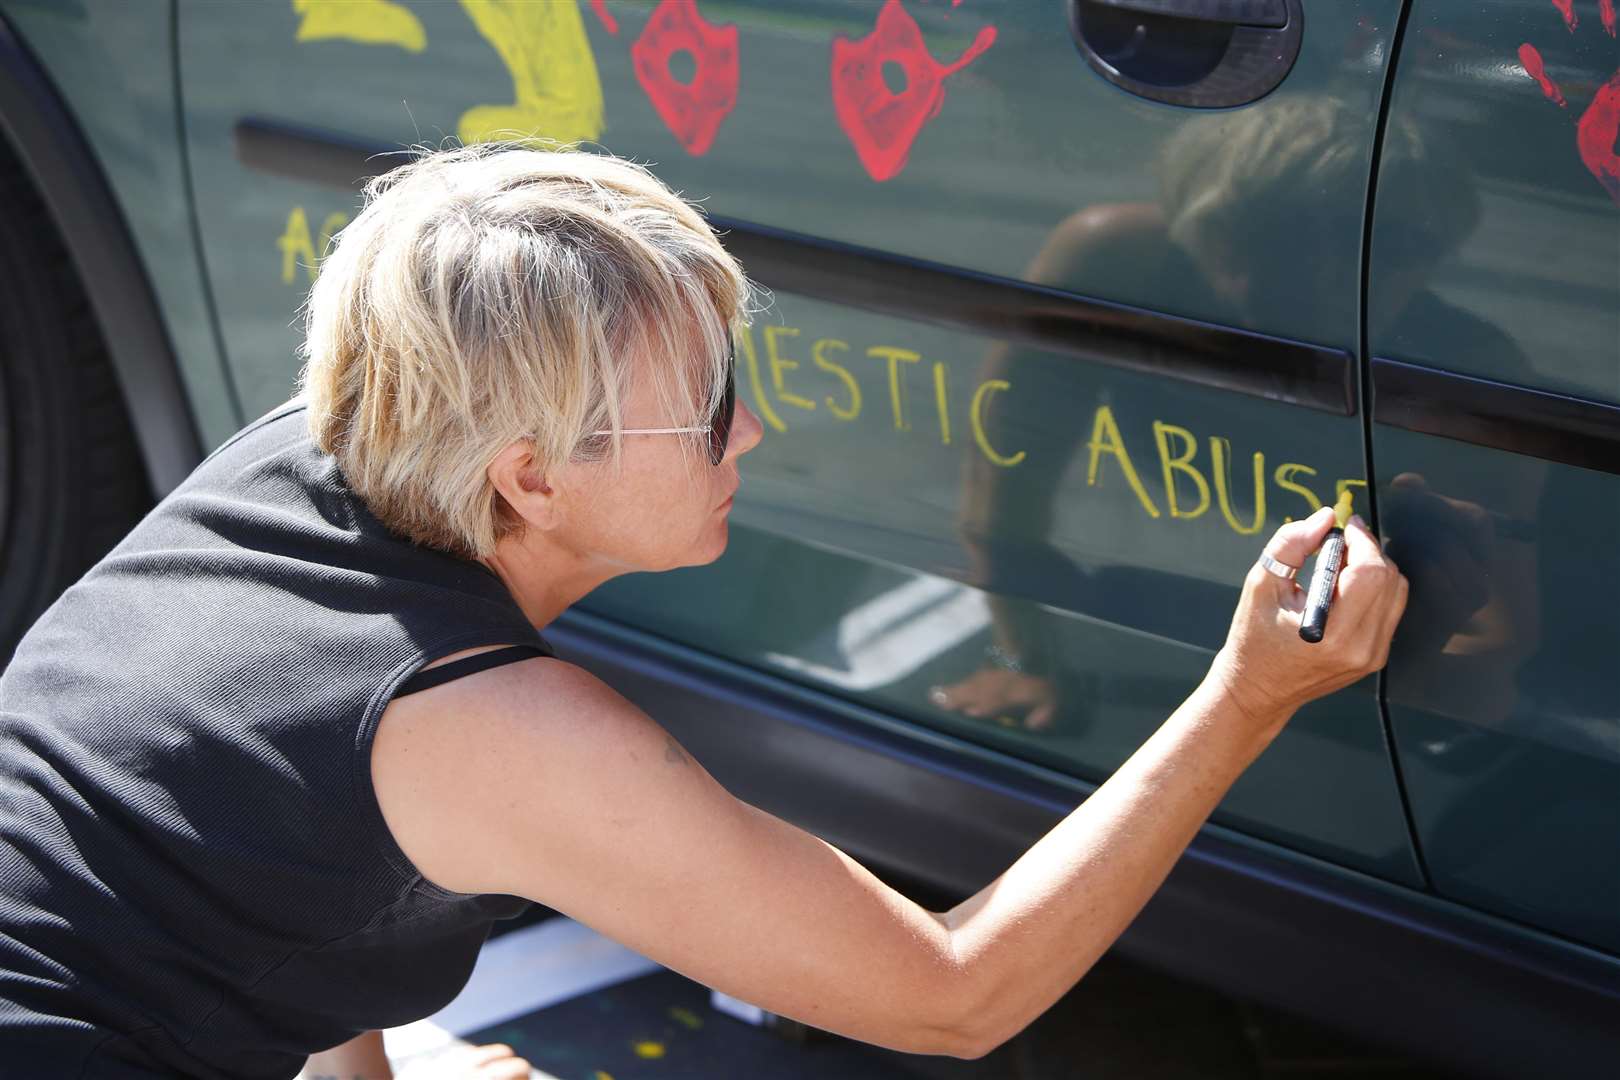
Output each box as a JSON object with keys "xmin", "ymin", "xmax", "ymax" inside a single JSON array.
[
  {"xmin": 829, "ymin": 0, "xmax": 996, "ymax": 182},
  {"xmin": 1519, "ymin": 43, "xmax": 1567, "ymax": 106},
  {"xmin": 591, "ymin": 0, "xmax": 619, "ymax": 36},
  {"xmin": 631, "ymin": 0, "xmax": 739, "ymax": 156},
  {"xmin": 1576, "ymin": 71, "xmax": 1620, "ymax": 203},
  {"xmin": 1551, "ymin": 0, "xmax": 1578, "ymax": 32},
  {"xmin": 1602, "ymin": 0, "xmax": 1617, "ymax": 37}
]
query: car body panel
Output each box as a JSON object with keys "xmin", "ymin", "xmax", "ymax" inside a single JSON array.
[
  {"xmin": 1, "ymin": 0, "xmax": 1614, "ymax": 1068},
  {"xmin": 174, "ymin": 0, "xmax": 1422, "ymax": 882},
  {"xmin": 1368, "ymin": 0, "xmax": 1620, "ymax": 953},
  {"xmin": 0, "ymin": 0, "xmax": 238, "ymax": 451}
]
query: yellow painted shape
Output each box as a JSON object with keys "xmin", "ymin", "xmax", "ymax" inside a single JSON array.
[
  {"xmin": 632, "ymin": 1040, "xmax": 665, "ymax": 1059},
  {"xmin": 811, "ymin": 337, "xmax": 860, "ymax": 420},
  {"xmin": 1085, "ymin": 405, "xmax": 1159, "ymax": 517},
  {"xmin": 1274, "ymin": 462, "xmax": 1323, "ymax": 522},
  {"xmin": 737, "ymin": 326, "xmax": 787, "ymax": 433},
  {"xmin": 969, "ymin": 379, "xmax": 1026, "ymax": 467},
  {"xmin": 765, "ymin": 326, "xmax": 815, "ymax": 411},
  {"xmin": 1210, "ymin": 436, "xmax": 1265, "ymax": 535},
  {"xmin": 593, "ymin": 1072, "xmax": 615, "ymax": 1080},
  {"xmin": 1152, "ymin": 420, "xmax": 1210, "ymax": 519},
  {"xmin": 868, "ymin": 345, "xmax": 920, "ymax": 431},
  {"xmin": 459, "ymin": 0, "xmax": 605, "ymax": 146},
  {"xmin": 932, "ymin": 361, "xmax": 951, "ymax": 446},
  {"xmin": 278, "ymin": 206, "xmax": 317, "ymax": 284},
  {"xmin": 667, "ymin": 1006, "xmax": 704, "ymax": 1030},
  {"xmin": 292, "ymin": 0, "xmax": 426, "ymax": 52},
  {"xmin": 316, "ymin": 211, "xmax": 349, "ymax": 263}
]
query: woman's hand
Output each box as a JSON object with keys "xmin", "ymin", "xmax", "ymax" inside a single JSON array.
[
  {"xmin": 396, "ymin": 1041, "xmax": 533, "ymax": 1080},
  {"xmin": 1205, "ymin": 505, "xmax": 1409, "ymax": 738},
  {"xmin": 302, "ymin": 1033, "xmax": 532, "ymax": 1080}
]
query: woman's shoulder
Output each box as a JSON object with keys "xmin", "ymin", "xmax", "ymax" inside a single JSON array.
[{"xmin": 367, "ymin": 649, "xmax": 635, "ymax": 898}]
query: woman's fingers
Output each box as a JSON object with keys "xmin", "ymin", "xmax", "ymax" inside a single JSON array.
[
  {"xmin": 1263, "ymin": 505, "xmax": 1337, "ymax": 568},
  {"xmin": 1252, "ymin": 505, "xmax": 1336, "ymax": 608},
  {"xmin": 423, "ymin": 1041, "xmax": 533, "ymax": 1079}
]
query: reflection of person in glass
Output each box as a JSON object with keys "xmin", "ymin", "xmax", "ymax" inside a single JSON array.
[{"xmin": 933, "ymin": 98, "xmax": 1518, "ymax": 733}]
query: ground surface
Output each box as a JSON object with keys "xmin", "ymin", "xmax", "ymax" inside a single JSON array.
[{"xmin": 354, "ymin": 906, "xmax": 1460, "ymax": 1080}]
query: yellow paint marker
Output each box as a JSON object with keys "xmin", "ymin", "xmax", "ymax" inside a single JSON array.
[{"xmin": 1299, "ymin": 488, "xmax": 1354, "ymax": 644}]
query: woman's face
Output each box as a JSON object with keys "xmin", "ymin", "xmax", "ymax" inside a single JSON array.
[{"xmin": 548, "ymin": 359, "xmax": 765, "ymax": 575}]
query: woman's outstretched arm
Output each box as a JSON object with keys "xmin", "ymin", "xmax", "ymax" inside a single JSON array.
[{"xmin": 371, "ymin": 507, "xmax": 1404, "ymax": 1060}]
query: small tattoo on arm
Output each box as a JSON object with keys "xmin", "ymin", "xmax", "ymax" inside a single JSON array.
[{"xmin": 665, "ymin": 735, "xmax": 688, "ymax": 765}]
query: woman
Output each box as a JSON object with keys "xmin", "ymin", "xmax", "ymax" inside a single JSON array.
[{"xmin": 0, "ymin": 145, "xmax": 1407, "ymax": 1079}]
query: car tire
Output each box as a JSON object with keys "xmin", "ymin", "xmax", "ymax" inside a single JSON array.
[{"xmin": 0, "ymin": 157, "xmax": 150, "ymax": 667}]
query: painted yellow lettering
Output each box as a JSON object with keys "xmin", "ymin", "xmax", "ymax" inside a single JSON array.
[
  {"xmin": 458, "ymin": 0, "xmax": 605, "ymax": 145},
  {"xmin": 736, "ymin": 326, "xmax": 787, "ymax": 433},
  {"xmin": 292, "ymin": 0, "xmax": 426, "ymax": 52},
  {"xmin": 932, "ymin": 362, "xmax": 951, "ymax": 446},
  {"xmin": 316, "ymin": 211, "xmax": 349, "ymax": 267},
  {"xmin": 764, "ymin": 326, "xmax": 815, "ymax": 411},
  {"xmin": 1335, "ymin": 478, "xmax": 1369, "ymax": 505},
  {"xmin": 868, "ymin": 345, "xmax": 921, "ymax": 432},
  {"xmin": 1273, "ymin": 462, "xmax": 1322, "ymax": 522},
  {"xmin": 811, "ymin": 338, "xmax": 860, "ymax": 420},
  {"xmin": 969, "ymin": 379, "xmax": 1027, "ymax": 468},
  {"xmin": 1210, "ymin": 437, "xmax": 1266, "ymax": 535},
  {"xmin": 1085, "ymin": 405, "xmax": 1159, "ymax": 518},
  {"xmin": 1153, "ymin": 420, "xmax": 1210, "ymax": 519},
  {"xmin": 278, "ymin": 206, "xmax": 317, "ymax": 285}
]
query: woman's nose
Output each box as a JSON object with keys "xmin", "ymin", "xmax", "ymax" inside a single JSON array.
[{"xmin": 726, "ymin": 398, "xmax": 765, "ymax": 461}]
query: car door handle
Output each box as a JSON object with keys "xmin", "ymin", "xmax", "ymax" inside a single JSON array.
[{"xmin": 1069, "ymin": 0, "xmax": 1303, "ymax": 108}]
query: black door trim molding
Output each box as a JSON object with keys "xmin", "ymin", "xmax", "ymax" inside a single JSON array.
[
  {"xmin": 232, "ymin": 116, "xmax": 1356, "ymax": 415},
  {"xmin": 0, "ymin": 16, "xmax": 203, "ymax": 494},
  {"xmin": 1373, "ymin": 357, "xmax": 1620, "ymax": 475},
  {"xmin": 549, "ymin": 608, "xmax": 1618, "ymax": 1077}
]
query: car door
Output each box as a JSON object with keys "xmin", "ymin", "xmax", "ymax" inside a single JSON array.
[
  {"xmin": 1366, "ymin": 0, "xmax": 1620, "ymax": 952},
  {"xmin": 178, "ymin": 0, "xmax": 1420, "ymax": 884}
]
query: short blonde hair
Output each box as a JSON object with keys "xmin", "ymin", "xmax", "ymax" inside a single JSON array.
[{"xmin": 297, "ymin": 143, "xmax": 752, "ymax": 559}]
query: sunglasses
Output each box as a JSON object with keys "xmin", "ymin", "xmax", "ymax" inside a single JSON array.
[{"xmin": 591, "ymin": 345, "xmax": 736, "ymax": 466}]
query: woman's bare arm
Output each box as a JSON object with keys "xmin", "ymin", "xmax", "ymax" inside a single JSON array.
[
  {"xmin": 301, "ymin": 1029, "xmax": 391, "ymax": 1079},
  {"xmin": 372, "ymin": 509, "xmax": 1404, "ymax": 1059}
]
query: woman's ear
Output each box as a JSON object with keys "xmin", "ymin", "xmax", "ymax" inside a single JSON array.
[{"xmin": 487, "ymin": 440, "xmax": 561, "ymax": 530}]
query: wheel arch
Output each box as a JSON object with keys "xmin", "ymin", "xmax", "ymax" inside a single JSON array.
[{"xmin": 0, "ymin": 13, "xmax": 202, "ymax": 496}]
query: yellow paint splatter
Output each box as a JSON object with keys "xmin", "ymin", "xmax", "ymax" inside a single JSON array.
[
  {"xmin": 667, "ymin": 1006, "xmax": 704, "ymax": 1030},
  {"xmin": 632, "ymin": 1040, "xmax": 665, "ymax": 1059},
  {"xmin": 458, "ymin": 0, "xmax": 605, "ymax": 146},
  {"xmin": 593, "ymin": 1072, "xmax": 615, "ymax": 1080},
  {"xmin": 291, "ymin": 0, "xmax": 425, "ymax": 52}
]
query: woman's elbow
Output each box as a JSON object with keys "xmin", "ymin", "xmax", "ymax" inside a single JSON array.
[
  {"xmin": 917, "ymin": 955, "xmax": 1010, "ymax": 1060},
  {"xmin": 937, "ymin": 1005, "xmax": 1018, "ymax": 1061}
]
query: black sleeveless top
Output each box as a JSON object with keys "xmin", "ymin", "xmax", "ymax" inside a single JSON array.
[{"xmin": 0, "ymin": 401, "xmax": 553, "ymax": 1078}]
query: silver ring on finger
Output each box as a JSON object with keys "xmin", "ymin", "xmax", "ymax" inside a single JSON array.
[{"xmin": 1257, "ymin": 552, "xmax": 1300, "ymax": 581}]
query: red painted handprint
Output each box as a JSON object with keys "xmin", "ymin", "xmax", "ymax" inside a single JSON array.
[
  {"xmin": 631, "ymin": 0, "xmax": 739, "ymax": 156},
  {"xmin": 1518, "ymin": 0, "xmax": 1620, "ymax": 204},
  {"xmin": 830, "ymin": 0, "xmax": 996, "ymax": 182}
]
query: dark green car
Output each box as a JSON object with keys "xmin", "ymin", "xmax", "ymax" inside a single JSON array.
[{"xmin": 0, "ymin": 1, "xmax": 1615, "ymax": 1073}]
